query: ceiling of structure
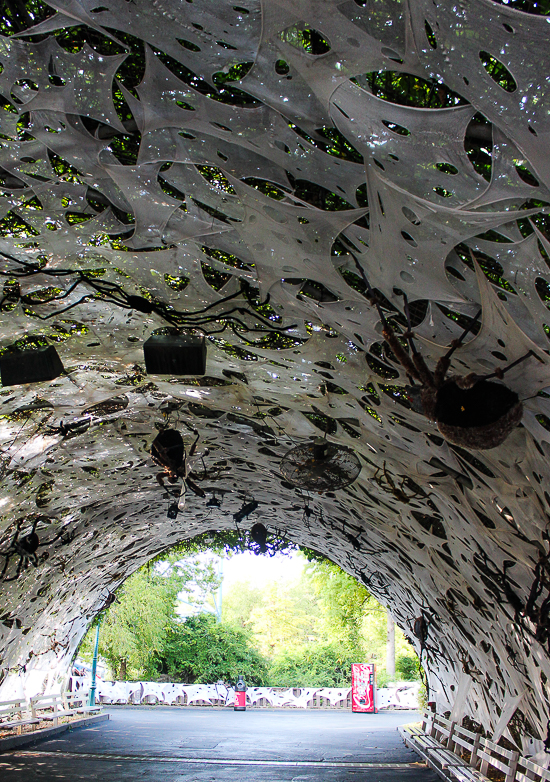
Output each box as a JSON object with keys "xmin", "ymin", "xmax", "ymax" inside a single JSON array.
[{"xmin": 1, "ymin": 0, "xmax": 550, "ymax": 756}]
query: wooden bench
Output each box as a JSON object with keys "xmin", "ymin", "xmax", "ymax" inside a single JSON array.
[
  {"xmin": 400, "ymin": 713, "xmax": 468, "ymax": 776},
  {"xmin": 399, "ymin": 708, "xmax": 550, "ymax": 782},
  {"xmin": 428, "ymin": 743, "xmax": 469, "ymax": 773},
  {"xmin": 400, "ymin": 711, "xmax": 433, "ymax": 740},
  {"xmin": 399, "ymin": 713, "xmax": 447, "ymax": 756},
  {"xmin": 516, "ymin": 755, "xmax": 550, "ymax": 782},
  {"xmin": 419, "ymin": 714, "xmax": 467, "ymax": 773},
  {"xmin": 30, "ymin": 694, "xmax": 76, "ymax": 727},
  {"xmin": 399, "ymin": 713, "xmax": 428, "ymax": 747},
  {"xmin": 448, "ymin": 723, "xmax": 481, "ymax": 765},
  {"xmin": 478, "ymin": 736, "xmax": 519, "ymax": 782},
  {"xmin": 0, "ymin": 699, "xmax": 40, "ymax": 734},
  {"xmin": 433, "ymin": 714, "xmax": 455, "ymax": 744},
  {"xmin": 449, "ymin": 736, "xmax": 519, "ymax": 782},
  {"xmin": 63, "ymin": 693, "xmax": 102, "ymax": 716}
]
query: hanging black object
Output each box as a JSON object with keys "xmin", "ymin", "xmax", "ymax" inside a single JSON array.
[
  {"xmin": 435, "ymin": 379, "xmax": 519, "ymax": 428},
  {"xmin": 433, "ymin": 379, "xmax": 522, "ymax": 450},
  {"xmin": 167, "ymin": 502, "xmax": 179, "ymax": 519},
  {"xmin": 206, "ymin": 493, "xmax": 221, "ymax": 508},
  {"xmin": 413, "ymin": 615, "xmax": 428, "ymax": 644},
  {"xmin": 153, "ymin": 430, "xmax": 183, "ymax": 518},
  {"xmin": 127, "ymin": 295, "xmax": 155, "ymax": 314},
  {"xmin": 151, "ymin": 429, "xmax": 185, "ymax": 480},
  {"xmin": 352, "ymin": 259, "xmax": 533, "ymax": 450},
  {"xmin": 143, "ymin": 334, "xmax": 206, "ymax": 376},
  {"xmin": 233, "ymin": 499, "xmax": 259, "ymax": 523},
  {"xmin": 247, "ymin": 522, "xmax": 288, "ymax": 557},
  {"xmin": 312, "ymin": 439, "xmax": 330, "ymax": 460},
  {"xmin": 280, "ymin": 438, "xmax": 361, "ymax": 492},
  {"xmin": 250, "ymin": 523, "xmax": 268, "ymax": 554},
  {"xmin": 0, "ymin": 346, "xmax": 64, "ymax": 387}
]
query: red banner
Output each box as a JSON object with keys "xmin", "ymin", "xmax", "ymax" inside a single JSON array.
[{"xmin": 351, "ymin": 663, "xmax": 376, "ymax": 712}]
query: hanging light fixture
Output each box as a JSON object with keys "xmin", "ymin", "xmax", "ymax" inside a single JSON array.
[
  {"xmin": 0, "ymin": 345, "xmax": 64, "ymax": 386},
  {"xmin": 280, "ymin": 437, "xmax": 361, "ymax": 492},
  {"xmin": 143, "ymin": 334, "xmax": 207, "ymax": 376}
]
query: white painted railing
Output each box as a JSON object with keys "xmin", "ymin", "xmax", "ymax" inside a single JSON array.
[{"xmin": 68, "ymin": 677, "xmax": 420, "ymax": 709}]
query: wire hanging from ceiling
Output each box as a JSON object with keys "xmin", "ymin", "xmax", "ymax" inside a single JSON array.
[{"xmin": 0, "ymin": 252, "xmax": 299, "ymax": 343}]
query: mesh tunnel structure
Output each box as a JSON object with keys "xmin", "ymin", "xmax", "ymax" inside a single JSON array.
[{"xmin": 0, "ymin": 0, "xmax": 550, "ymax": 756}]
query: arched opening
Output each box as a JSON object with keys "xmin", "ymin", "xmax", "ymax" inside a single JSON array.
[{"xmin": 74, "ymin": 536, "xmax": 421, "ymax": 706}]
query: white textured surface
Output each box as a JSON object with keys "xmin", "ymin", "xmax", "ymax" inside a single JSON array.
[
  {"xmin": 0, "ymin": 0, "xmax": 548, "ymax": 755},
  {"xmin": 70, "ymin": 678, "xmax": 418, "ymax": 709}
]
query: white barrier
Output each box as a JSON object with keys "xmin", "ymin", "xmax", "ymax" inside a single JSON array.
[
  {"xmin": 69, "ymin": 678, "xmax": 419, "ymax": 709},
  {"xmin": 376, "ymin": 683, "xmax": 422, "ymax": 710}
]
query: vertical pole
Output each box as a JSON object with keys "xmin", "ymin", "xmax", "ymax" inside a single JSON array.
[
  {"xmin": 215, "ymin": 556, "xmax": 223, "ymax": 622},
  {"xmin": 89, "ymin": 615, "xmax": 102, "ymax": 707},
  {"xmin": 386, "ymin": 612, "xmax": 395, "ymax": 681}
]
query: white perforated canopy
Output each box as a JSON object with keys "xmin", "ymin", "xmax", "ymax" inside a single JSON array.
[{"xmin": 1, "ymin": 0, "xmax": 550, "ymax": 754}]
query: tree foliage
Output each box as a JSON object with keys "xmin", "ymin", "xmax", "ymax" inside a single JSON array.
[
  {"xmin": 95, "ymin": 568, "xmax": 172, "ymax": 680},
  {"xmin": 80, "ymin": 546, "xmax": 420, "ymax": 686},
  {"xmin": 222, "ymin": 580, "xmax": 264, "ymax": 630},
  {"xmin": 79, "ymin": 552, "xmax": 220, "ymax": 680},
  {"xmin": 268, "ymin": 643, "xmax": 357, "ymax": 687},
  {"xmin": 158, "ymin": 613, "xmax": 268, "ymax": 685},
  {"xmin": 396, "ymin": 653, "xmax": 421, "ymax": 681},
  {"xmin": 222, "ymin": 554, "xmax": 421, "ymax": 686},
  {"xmin": 247, "ymin": 579, "xmax": 322, "ymax": 658},
  {"xmin": 304, "ymin": 558, "xmax": 377, "ymax": 653}
]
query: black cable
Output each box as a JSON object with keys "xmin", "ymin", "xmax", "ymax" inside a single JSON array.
[{"xmin": 0, "ymin": 256, "xmax": 298, "ymax": 339}]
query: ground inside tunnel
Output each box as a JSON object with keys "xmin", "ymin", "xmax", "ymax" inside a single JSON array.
[{"xmin": 0, "ymin": 706, "xmax": 436, "ymax": 781}]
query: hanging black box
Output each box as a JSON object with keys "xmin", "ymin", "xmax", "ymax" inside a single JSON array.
[
  {"xmin": 0, "ymin": 345, "xmax": 64, "ymax": 386},
  {"xmin": 143, "ymin": 334, "xmax": 207, "ymax": 376}
]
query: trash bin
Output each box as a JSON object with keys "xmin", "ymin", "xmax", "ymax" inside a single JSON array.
[{"xmin": 234, "ymin": 675, "xmax": 246, "ymax": 711}]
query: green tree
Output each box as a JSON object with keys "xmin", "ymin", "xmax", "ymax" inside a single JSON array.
[
  {"xmin": 80, "ymin": 546, "xmax": 420, "ymax": 686},
  {"xmin": 97, "ymin": 568, "xmax": 171, "ymax": 680},
  {"xmin": 223, "ymin": 576, "xmax": 322, "ymax": 657},
  {"xmin": 160, "ymin": 613, "xmax": 268, "ymax": 684},
  {"xmin": 221, "ymin": 554, "xmax": 421, "ymax": 686},
  {"xmin": 396, "ymin": 653, "xmax": 421, "ymax": 681},
  {"xmin": 269, "ymin": 643, "xmax": 357, "ymax": 687},
  {"xmin": 305, "ymin": 558, "xmax": 376, "ymax": 653},
  {"xmin": 80, "ymin": 552, "xmax": 220, "ymax": 679},
  {"xmin": 248, "ymin": 579, "xmax": 322, "ymax": 657},
  {"xmin": 222, "ymin": 580, "xmax": 264, "ymax": 630},
  {"xmin": 303, "ymin": 556, "xmax": 420, "ymax": 683}
]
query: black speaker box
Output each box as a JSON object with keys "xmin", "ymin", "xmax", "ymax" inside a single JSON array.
[
  {"xmin": 0, "ymin": 345, "xmax": 64, "ymax": 386},
  {"xmin": 143, "ymin": 334, "xmax": 207, "ymax": 376}
]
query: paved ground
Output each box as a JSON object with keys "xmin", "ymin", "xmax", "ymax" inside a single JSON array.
[{"xmin": 0, "ymin": 706, "xmax": 439, "ymax": 781}]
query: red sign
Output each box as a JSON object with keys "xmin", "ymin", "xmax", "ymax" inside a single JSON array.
[{"xmin": 351, "ymin": 663, "xmax": 376, "ymax": 712}]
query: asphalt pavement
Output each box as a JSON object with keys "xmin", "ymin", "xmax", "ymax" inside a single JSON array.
[{"xmin": 0, "ymin": 706, "xmax": 439, "ymax": 781}]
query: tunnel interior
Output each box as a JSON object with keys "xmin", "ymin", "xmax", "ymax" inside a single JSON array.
[{"xmin": 1, "ymin": 0, "xmax": 550, "ymax": 757}]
